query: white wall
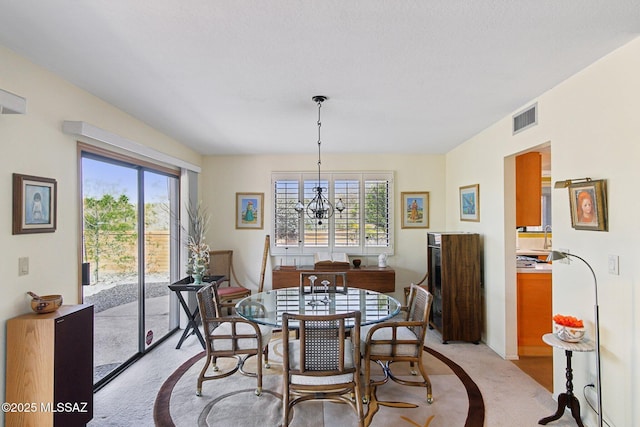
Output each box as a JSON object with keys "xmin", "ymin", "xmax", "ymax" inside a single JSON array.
[
  {"xmin": 0, "ymin": 45, "xmax": 201, "ymax": 408},
  {"xmin": 446, "ymin": 37, "xmax": 640, "ymax": 427},
  {"xmin": 200, "ymin": 153, "xmax": 446, "ymax": 303}
]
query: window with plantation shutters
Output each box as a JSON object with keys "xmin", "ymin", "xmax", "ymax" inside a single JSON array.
[
  {"xmin": 272, "ymin": 172, "xmax": 394, "ymax": 256},
  {"xmin": 334, "ymin": 179, "xmax": 360, "ymax": 248},
  {"xmin": 273, "ymin": 179, "xmax": 301, "ymax": 248},
  {"xmin": 363, "ymin": 179, "xmax": 390, "ymax": 248}
]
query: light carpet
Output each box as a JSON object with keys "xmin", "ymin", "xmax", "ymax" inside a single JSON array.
[{"xmin": 153, "ymin": 336, "xmax": 484, "ymax": 427}]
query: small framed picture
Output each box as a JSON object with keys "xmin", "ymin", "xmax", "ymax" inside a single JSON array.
[
  {"xmin": 460, "ymin": 184, "xmax": 480, "ymax": 222},
  {"xmin": 13, "ymin": 173, "xmax": 57, "ymax": 234},
  {"xmin": 401, "ymin": 192, "xmax": 429, "ymax": 228},
  {"xmin": 568, "ymin": 179, "xmax": 607, "ymax": 231},
  {"xmin": 236, "ymin": 192, "xmax": 264, "ymax": 229}
]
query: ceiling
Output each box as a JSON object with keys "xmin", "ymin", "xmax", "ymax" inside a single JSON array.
[{"xmin": 1, "ymin": 1, "xmax": 638, "ymax": 156}]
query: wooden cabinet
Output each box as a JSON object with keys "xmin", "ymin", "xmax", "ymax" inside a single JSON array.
[
  {"xmin": 516, "ymin": 152, "xmax": 542, "ymax": 227},
  {"xmin": 427, "ymin": 233, "xmax": 482, "ymax": 343},
  {"xmin": 517, "ymin": 272, "xmax": 552, "ymax": 356},
  {"xmin": 6, "ymin": 305, "xmax": 94, "ymax": 427},
  {"xmin": 272, "ymin": 266, "xmax": 395, "ymax": 293}
]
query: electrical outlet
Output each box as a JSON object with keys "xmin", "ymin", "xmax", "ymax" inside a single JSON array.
[
  {"xmin": 608, "ymin": 255, "xmax": 619, "ymax": 275},
  {"xmin": 558, "ymin": 248, "xmax": 570, "ymax": 264}
]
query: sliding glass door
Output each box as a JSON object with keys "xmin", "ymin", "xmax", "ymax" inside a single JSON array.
[
  {"xmin": 142, "ymin": 170, "xmax": 179, "ymax": 351},
  {"xmin": 80, "ymin": 148, "xmax": 180, "ymax": 387}
]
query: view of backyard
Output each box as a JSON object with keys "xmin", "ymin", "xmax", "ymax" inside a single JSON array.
[{"xmin": 82, "ymin": 154, "xmax": 179, "ymax": 386}]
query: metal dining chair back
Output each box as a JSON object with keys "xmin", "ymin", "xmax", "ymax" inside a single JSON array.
[
  {"xmin": 299, "ymin": 272, "xmax": 347, "ymax": 294},
  {"xmin": 208, "ymin": 250, "xmax": 251, "ymax": 302},
  {"xmin": 361, "ymin": 283, "xmax": 434, "ymax": 404},
  {"xmin": 195, "ymin": 282, "xmax": 272, "ymax": 397},
  {"xmin": 282, "ymin": 311, "xmax": 364, "ymax": 427}
]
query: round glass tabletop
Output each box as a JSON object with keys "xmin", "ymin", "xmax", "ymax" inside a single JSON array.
[{"xmin": 235, "ymin": 287, "xmax": 400, "ymax": 328}]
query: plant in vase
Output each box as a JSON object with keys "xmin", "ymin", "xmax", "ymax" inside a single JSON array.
[{"xmin": 186, "ymin": 203, "xmax": 211, "ymax": 284}]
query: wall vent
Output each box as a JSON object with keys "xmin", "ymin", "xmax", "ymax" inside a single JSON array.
[{"xmin": 513, "ymin": 103, "xmax": 537, "ymax": 135}]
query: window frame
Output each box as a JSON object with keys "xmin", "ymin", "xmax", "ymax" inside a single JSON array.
[{"xmin": 271, "ymin": 171, "xmax": 394, "ymax": 257}]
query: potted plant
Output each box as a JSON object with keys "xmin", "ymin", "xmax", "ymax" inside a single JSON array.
[{"xmin": 186, "ymin": 203, "xmax": 210, "ymax": 284}]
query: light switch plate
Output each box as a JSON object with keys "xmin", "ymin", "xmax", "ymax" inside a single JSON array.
[
  {"xmin": 608, "ymin": 255, "xmax": 619, "ymax": 275},
  {"xmin": 18, "ymin": 257, "xmax": 29, "ymax": 276}
]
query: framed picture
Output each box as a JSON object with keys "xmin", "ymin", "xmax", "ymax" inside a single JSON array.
[
  {"xmin": 13, "ymin": 173, "xmax": 57, "ymax": 234},
  {"xmin": 460, "ymin": 184, "xmax": 480, "ymax": 222},
  {"xmin": 568, "ymin": 179, "xmax": 607, "ymax": 231},
  {"xmin": 236, "ymin": 192, "xmax": 264, "ymax": 229},
  {"xmin": 401, "ymin": 192, "xmax": 429, "ymax": 228}
]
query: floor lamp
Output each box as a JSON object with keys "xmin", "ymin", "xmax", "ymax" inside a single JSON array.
[{"xmin": 547, "ymin": 250, "xmax": 603, "ymax": 427}]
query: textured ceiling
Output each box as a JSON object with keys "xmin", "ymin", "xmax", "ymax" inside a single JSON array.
[{"xmin": 0, "ymin": 1, "xmax": 638, "ymax": 155}]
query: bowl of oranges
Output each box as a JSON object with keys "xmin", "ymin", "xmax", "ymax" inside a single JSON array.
[{"xmin": 552, "ymin": 314, "xmax": 585, "ymax": 342}]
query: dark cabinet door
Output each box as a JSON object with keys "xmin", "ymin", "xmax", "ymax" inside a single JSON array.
[
  {"xmin": 427, "ymin": 233, "xmax": 482, "ymax": 343},
  {"xmin": 54, "ymin": 306, "xmax": 94, "ymax": 426}
]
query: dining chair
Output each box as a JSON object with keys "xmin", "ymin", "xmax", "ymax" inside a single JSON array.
[
  {"xmin": 299, "ymin": 272, "xmax": 348, "ymax": 294},
  {"xmin": 208, "ymin": 250, "xmax": 251, "ymax": 303},
  {"xmin": 195, "ymin": 282, "xmax": 272, "ymax": 397},
  {"xmin": 361, "ymin": 283, "xmax": 434, "ymax": 404},
  {"xmin": 282, "ymin": 311, "xmax": 364, "ymax": 427}
]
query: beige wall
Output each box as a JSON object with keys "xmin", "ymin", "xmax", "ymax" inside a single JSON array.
[
  {"xmin": 0, "ymin": 45, "xmax": 201, "ymax": 407},
  {"xmin": 200, "ymin": 153, "xmax": 446, "ymax": 303},
  {"xmin": 446, "ymin": 37, "xmax": 640, "ymax": 426}
]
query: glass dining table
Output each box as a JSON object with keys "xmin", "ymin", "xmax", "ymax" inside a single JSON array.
[{"xmin": 235, "ymin": 287, "xmax": 401, "ymax": 328}]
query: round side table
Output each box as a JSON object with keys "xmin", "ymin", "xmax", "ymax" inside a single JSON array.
[{"xmin": 538, "ymin": 333, "xmax": 595, "ymax": 427}]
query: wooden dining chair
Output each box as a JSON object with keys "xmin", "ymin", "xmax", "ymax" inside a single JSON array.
[
  {"xmin": 282, "ymin": 311, "xmax": 364, "ymax": 427},
  {"xmin": 361, "ymin": 283, "xmax": 434, "ymax": 404},
  {"xmin": 208, "ymin": 250, "xmax": 251, "ymax": 303},
  {"xmin": 195, "ymin": 282, "xmax": 272, "ymax": 397}
]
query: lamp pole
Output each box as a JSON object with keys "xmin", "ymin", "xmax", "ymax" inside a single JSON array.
[{"xmin": 550, "ymin": 251, "xmax": 603, "ymax": 427}]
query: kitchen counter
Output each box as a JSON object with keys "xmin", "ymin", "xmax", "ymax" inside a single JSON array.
[
  {"xmin": 516, "ymin": 249, "xmax": 551, "ymax": 257},
  {"xmin": 517, "ymin": 263, "xmax": 552, "ymax": 274}
]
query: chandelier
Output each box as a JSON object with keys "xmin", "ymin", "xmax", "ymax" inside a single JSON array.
[{"xmin": 295, "ymin": 95, "xmax": 344, "ymax": 225}]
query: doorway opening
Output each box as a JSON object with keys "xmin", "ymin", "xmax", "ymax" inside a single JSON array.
[
  {"xmin": 510, "ymin": 144, "xmax": 553, "ymax": 392},
  {"xmin": 79, "ymin": 145, "xmax": 181, "ymax": 389}
]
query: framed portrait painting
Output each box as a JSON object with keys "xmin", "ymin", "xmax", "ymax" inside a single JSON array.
[
  {"xmin": 13, "ymin": 173, "xmax": 57, "ymax": 234},
  {"xmin": 568, "ymin": 179, "xmax": 607, "ymax": 231},
  {"xmin": 460, "ymin": 184, "xmax": 480, "ymax": 222},
  {"xmin": 236, "ymin": 192, "xmax": 264, "ymax": 229},
  {"xmin": 401, "ymin": 192, "xmax": 429, "ymax": 228}
]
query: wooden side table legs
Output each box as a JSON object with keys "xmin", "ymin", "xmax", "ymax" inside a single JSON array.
[{"xmin": 539, "ymin": 350, "xmax": 584, "ymax": 427}]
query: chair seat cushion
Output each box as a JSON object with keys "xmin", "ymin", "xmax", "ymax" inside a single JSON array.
[
  {"xmin": 211, "ymin": 322, "xmax": 272, "ymax": 351},
  {"xmin": 287, "ymin": 339, "xmax": 355, "ymax": 385},
  {"xmin": 361, "ymin": 324, "xmax": 421, "ymax": 358},
  {"xmin": 217, "ymin": 286, "xmax": 250, "ymax": 298}
]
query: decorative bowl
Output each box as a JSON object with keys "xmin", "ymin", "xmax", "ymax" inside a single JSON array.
[
  {"xmin": 553, "ymin": 322, "xmax": 585, "ymax": 342},
  {"xmin": 28, "ymin": 292, "xmax": 63, "ymax": 314},
  {"xmin": 352, "ymin": 259, "xmax": 362, "ymax": 268}
]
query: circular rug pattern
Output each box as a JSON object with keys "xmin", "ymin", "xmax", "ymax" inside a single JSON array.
[
  {"xmin": 154, "ymin": 344, "xmax": 484, "ymax": 427},
  {"xmin": 198, "ymin": 388, "xmax": 282, "ymax": 426}
]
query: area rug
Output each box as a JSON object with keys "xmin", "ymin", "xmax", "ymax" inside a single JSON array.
[{"xmin": 153, "ymin": 336, "xmax": 484, "ymax": 427}]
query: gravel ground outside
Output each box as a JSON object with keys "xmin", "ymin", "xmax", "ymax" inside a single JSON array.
[{"xmin": 84, "ymin": 273, "xmax": 170, "ymax": 313}]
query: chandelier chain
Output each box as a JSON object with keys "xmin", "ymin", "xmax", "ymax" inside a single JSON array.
[
  {"xmin": 317, "ymin": 99, "xmax": 322, "ymax": 176},
  {"xmin": 294, "ymin": 95, "xmax": 343, "ymax": 225}
]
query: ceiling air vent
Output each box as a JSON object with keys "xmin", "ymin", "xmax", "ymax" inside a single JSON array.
[{"xmin": 513, "ymin": 103, "xmax": 537, "ymax": 135}]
